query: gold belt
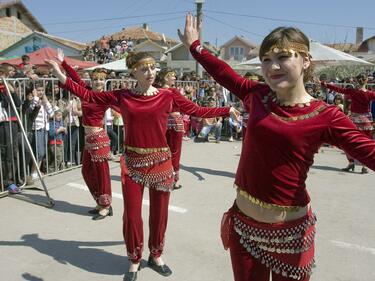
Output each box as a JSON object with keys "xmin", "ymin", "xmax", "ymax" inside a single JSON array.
[
  {"xmin": 235, "ymin": 184, "xmax": 302, "ymax": 212},
  {"xmin": 124, "ymin": 145, "xmax": 170, "ymax": 154}
]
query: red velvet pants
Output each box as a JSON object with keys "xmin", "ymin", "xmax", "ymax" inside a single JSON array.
[
  {"xmin": 81, "ymin": 129, "xmax": 112, "ymax": 207},
  {"xmin": 122, "ymin": 176, "xmax": 170, "ymax": 263},
  {"xmin": 166, "ymin": 128, "xmax": 183, "ymax": 182},
  {"xmin": 81, "ymin": 149, "xmax": 112, "ymax": 207}
]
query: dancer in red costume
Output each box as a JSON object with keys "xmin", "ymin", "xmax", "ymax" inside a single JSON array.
[
  {"xmin": 155, "ymin": 68, "xmax": 184, "ymax": 190},
  {"xmin": 321, "ymin": 74, "xmax": 375, "ymax": 174},
  {"xmin": 178, "ymin": 13, "xmax": 375, "ymax": 281},
  {"xmin": 57, "ymin": 49, "xmax": 119, "ymax": 220},
  {"xmin": 46, "ymin": 52, "xmax": 238, "ymax": 281}
]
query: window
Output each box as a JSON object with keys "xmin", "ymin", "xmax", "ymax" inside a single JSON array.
[
  {"xmin": 229, "ymin": 46, "xmax": 244, "ymax": 61},
  {"xmin": 6, "ymin": 8, "xmax": 11, "ymax": 17},
  {"xmin": 17, "ymin": 11, "xmax": 22, "ymax": 20}
]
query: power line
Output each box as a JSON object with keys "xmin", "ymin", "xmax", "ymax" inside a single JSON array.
[
  {"xmin": 51, "ymin": 16, "xmax": 184, "ymax": 35},
  {"xmin": 43, "ymin": 11, "xmax": 189, "ymax": 26},
  {"xmin": 205, "ymin": 9, "xmax": 375, "ymax": 30},
  {"xmin": 205, "ymin": 15, "xmax": 265, "ymax": 38},
  {"xmin": 117, "ymin": 0, "xmax": 144, "ymax": 15}
]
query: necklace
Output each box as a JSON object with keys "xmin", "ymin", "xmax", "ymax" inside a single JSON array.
[
  {"xmin": 134, "ymin": 88, "xmax": 159, "ymax": 96},
  {"xmin": 261, "ymin": 92, "xmax": 326, "ymax": 122},
  {"xmin": 264, "ymin": 92, "xmax": 316, "ymax": 108}
]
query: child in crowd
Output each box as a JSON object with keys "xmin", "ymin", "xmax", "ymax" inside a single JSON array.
[{"xmin": 48, "ymin": 109, "xmax": 66, "ymax": 173}]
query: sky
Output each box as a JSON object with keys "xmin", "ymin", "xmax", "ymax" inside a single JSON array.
[{"xmin": 22, "ymin": 0, "xmax": 375, "ymax": 47}]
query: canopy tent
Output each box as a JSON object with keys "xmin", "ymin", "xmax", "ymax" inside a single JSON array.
[
  {"xmin": 85, "ymin": 58, "xmax": 161, "ymax": 72},
  {"xmin": 240, "ymin": 40, "xmax": 373, "ymax": 69},
  {"xmin": 85, "ymin": 58, "xmax": 127, "ymax": 71},
  {"xmin": 0, "ymin": 47, "xmax": 97, "ymax": 69}
]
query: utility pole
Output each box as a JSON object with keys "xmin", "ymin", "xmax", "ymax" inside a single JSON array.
[{"xmin": 195, "ymin": 0, "xmax": 204, "ymax": 78}]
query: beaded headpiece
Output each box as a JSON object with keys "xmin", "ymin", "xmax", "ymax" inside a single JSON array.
[
  {"xmin": 164, "ymin": 71, "xmax": 176, "ymax": 78},
  {"xmin": 131, "ymin": 58, "xmax": 156, "ymax": 71},
  {"xmin": 263, "ymin": 42, "xmax": 310, "ymax": 58},
  {"xmin": 92, "ymin": 72, "xmax": 107, "ymax": 80},
  {"xmin": 91, "ymin": 68, "xmax": 107, "ymax": 80}
]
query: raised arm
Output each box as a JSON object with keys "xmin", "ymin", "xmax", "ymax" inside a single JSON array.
[
  {"xmin": 57, "ymin": 48, "xmax": 87, "ymax": 88},
  {"xmin": 321, "ymin": 82, "xmax": 351, "ymax": 96},
  {"xmin": 178, "ymin": 13, "xmax": 266, "ymax": 100},
  {"xmin": 324, "ymin": 107, "xmax": 375, "ymax": 170},
  {"xmin": 46, "ymin": 59, "xmax": 119, "ymax": 106},
  {"xmin": 61, "ymin": 61, "xmax": 87, "ymax": 88},
  {"xmin": 364, "ymin": 88, "xmax": 375, "ymax": 101},
  {"xmin": 64, "ymin": 77, "xmax": 118, "ymax": 106},
  {"xmin": 171, "ymin": 88, "xmax": 235, "ymax": 118}
]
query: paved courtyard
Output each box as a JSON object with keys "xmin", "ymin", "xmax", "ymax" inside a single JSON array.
[{"xmin": 0, "ymin": 140, "xmax": 374, "ymax": 281}]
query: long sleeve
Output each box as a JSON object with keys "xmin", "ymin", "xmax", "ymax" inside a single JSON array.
[
  {"xmin": 172, "ymin": 89, "xmax": 230, "ymax": 118},
  {"xmin": 322, "ymin": 82, "xmax": 351, "ymax": 96},
  {"xmin": 49, "ymin": 121, "xmax": 58, "ymax": 138},
  {"xmin": 365, "ymin": 89, "xmax": 375, "ymax": 100},
  {"xmin": 62, "ymin": 61, "xmax": 120, "ymax": 112},
  {"xmin": 30, "ymin": 96, "xmax": 40, "ymax": 110},
  {"xmin": 62, "ymin": 60, "xmax": 87, "ymax": 88},
  {"xmin": 62, "ymin": 77, "xmax": 120, "ymax": 107},
  {"xmin": 324, "ymin": 107, "xmax": 375, "ymax": 170},
  {"xmin": 189, "ymin": 40, "xmax": 267, "ymax": 100},
  {"xmin": 43, "ymin": 100, "xmax": 54, "ymax": 118}
]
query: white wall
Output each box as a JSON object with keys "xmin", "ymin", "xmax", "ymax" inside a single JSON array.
[{"xmin": 1, "ymin": 35, "xmax": 81, "ymax": 58}]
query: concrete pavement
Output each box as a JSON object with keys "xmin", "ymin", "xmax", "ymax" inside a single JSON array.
[{"xmin": 0, "ymin": 140, "xmax": 374, "ymax": 281}]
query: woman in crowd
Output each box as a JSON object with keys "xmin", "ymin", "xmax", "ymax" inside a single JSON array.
[
  {"xmin": 46, "ymin": 52, "xmax": 238, "ymax": 281},
  {"xmin": 155, "ymin": 68, "xmax": 184, "ymax": 189},
  {"xmin": 178, "ymin": 13, "xmax": 375, "ymax": 281},
  {"xmin": 0, "ymin": 65, "xmax": 22, "ymax": 192},
  {"xmin": 322, "ymin": 74, "xmax": 375, "ymax": 173},
  {"xmin": 57, "ymin": 49, "xmax": 119, "ymax": 220}
]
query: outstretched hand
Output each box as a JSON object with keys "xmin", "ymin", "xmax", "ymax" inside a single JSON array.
[
  {"xmin": 45, "ymin": 59, "xmax": 60, "ymax": 75},
  {"xmin": 45, "ymin": 59, "xmax": 66, "ymax": 84},
  {"xmin": 57, "ymin": 48, "xmax": 64, "ymax": 63},
  {"xmin": 178, "ymin": 13, "xmax": 201, "ymax": 48},
  {"xmin": 229, "ymin": 107, "xmax": 240, "ymax": 121}
]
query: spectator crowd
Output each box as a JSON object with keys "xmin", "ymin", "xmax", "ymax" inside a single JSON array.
[{"xmin": 1, "ymin": 58, "xmax": 375, "ymax": 194}]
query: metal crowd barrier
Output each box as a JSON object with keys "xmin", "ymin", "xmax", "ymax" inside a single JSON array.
[
  {"xmin": 0, "ymin": 76, "xmax": 234, "ymax": 200},
  {"xmin": 0, "ymin": 77, "xmax": 99, "ymax": 204}
]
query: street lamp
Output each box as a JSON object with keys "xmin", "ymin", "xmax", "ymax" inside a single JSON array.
[{"xmin": 195, "ymin": 0, "xmax": 204, "ymax": 78}]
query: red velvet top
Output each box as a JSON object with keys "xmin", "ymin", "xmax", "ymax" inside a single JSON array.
[
  {"xmin": 63, "ymin": 77, "xmax": 230, "ymax": 148},
  {"xmin": 61, "ymin": 61, "xmax": 120, "ymax": 127},
  {"xmin": 190, "ymin": 40, "xmax": 375, "ymax": 207},
  {"xmin": 322, "ymin": 82, "xmax": 375, "ymax": 114}
]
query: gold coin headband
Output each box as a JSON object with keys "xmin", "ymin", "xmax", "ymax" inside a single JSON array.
[
  {"xmin": 92, "ymin": 72, "xmax": 107, "ymax": 79},
  {"xmin": 131, "ymin": 58, "xmax": 156, "ymax": 71},
  {"xmin": 264, "ymin": 42, "xmax": 310, "ymax": 58},
  {"xmin": 164, "ymin": 71, "xmax": 176, "ymax": 78}
]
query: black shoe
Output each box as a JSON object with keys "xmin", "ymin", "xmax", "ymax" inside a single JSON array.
[
  {"xmin": 92, "ymin": 206, "xmax": 113, "ymax": 220},
  {"xmin": 88, "ymin": 208, "xmax": 99, "ymax": 214},
  {"xmin": 361, "ymin": 167, "xmax": 369, "ymax": 174},
  {"xmin": 341, "ymin": 163, "xmax": 355, "ymax": 172},
  {"xmin": 173, "ymin": 183, "xmax": 182, "ymax": 190},
  {"xmin": 147, "ymin": 256, "xmax": 172, "ymax": 277},
  {"xmin": 123, "ymin": 264, "xmax": 141, "ymax": 281}
]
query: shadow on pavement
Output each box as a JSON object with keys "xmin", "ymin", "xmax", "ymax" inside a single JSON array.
[
  {"xmin": 111, "ymin": 175, "xmax": 121, "ymax": 182},
  {"xmin": 22, "ymin": 273, "xmax": 44, "ymax": 281},
  {"xmin": 311, "ymin": 165, "xmax": 344, "ymax": 172},
  {"xmin": 180, "ymin": 164, "xmax": 236, "ymax": 181},
  {"xmin": 9, "ymin": 193, "xmax": 95, "ymax": 217},
  {"xmin": 0, "ymin": 234, "xmax": 130, "ymax": 275}
]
